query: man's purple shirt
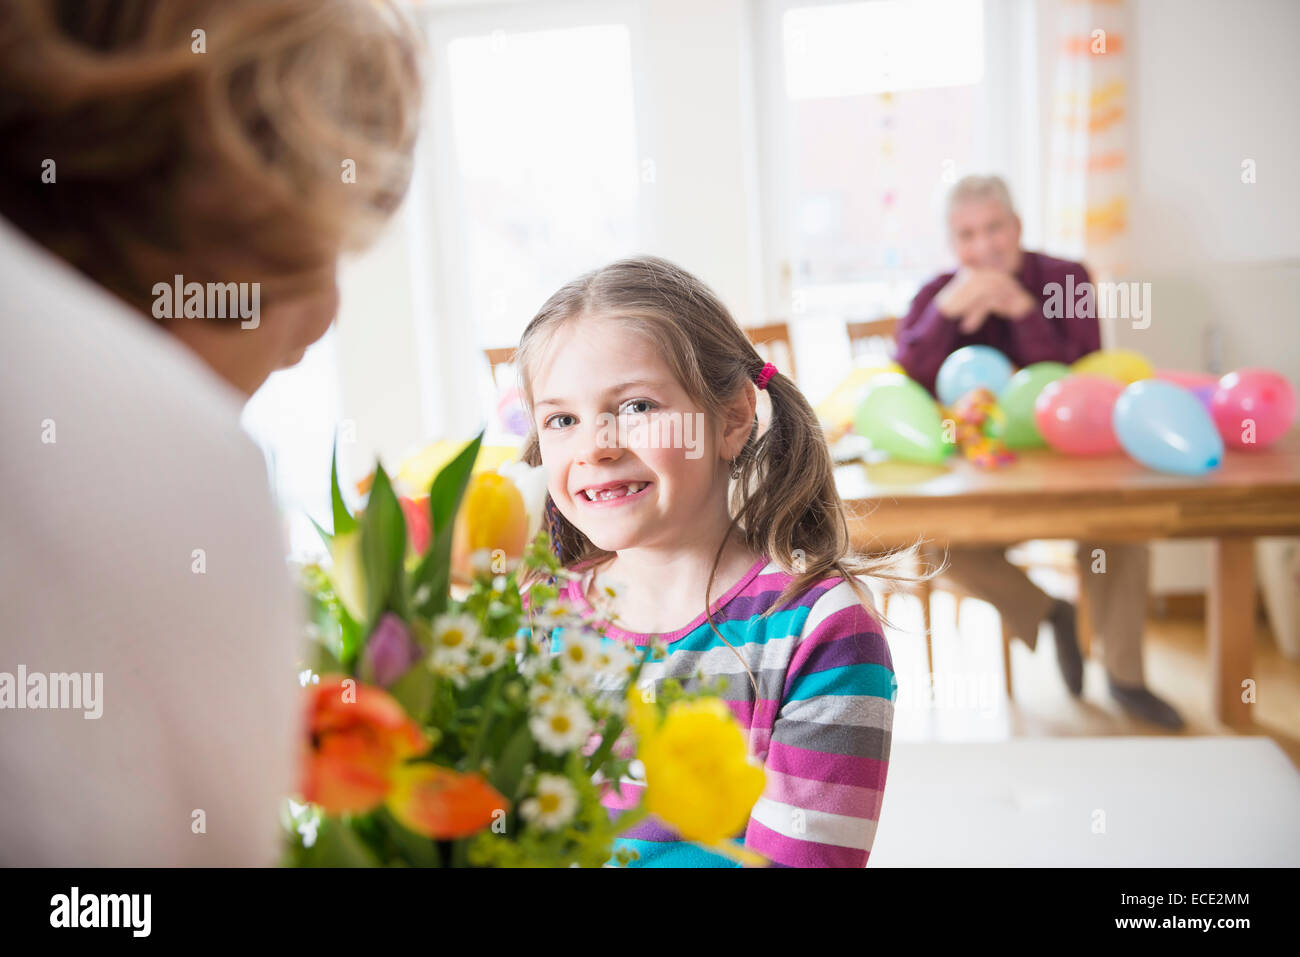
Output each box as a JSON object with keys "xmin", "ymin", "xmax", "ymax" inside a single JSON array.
[{"xmin": 894, "ymin": 250, "xmax": 1100, "ymax": 395}]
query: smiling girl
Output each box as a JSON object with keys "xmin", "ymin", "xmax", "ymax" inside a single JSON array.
[{"xmin": 515, "ymin": 256, "xmax": 905, "ymax": 867}]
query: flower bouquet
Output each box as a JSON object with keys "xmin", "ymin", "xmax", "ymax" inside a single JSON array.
[{"xmin": 281, "ymin": 431, "xmax": 768, "ymax": 867}]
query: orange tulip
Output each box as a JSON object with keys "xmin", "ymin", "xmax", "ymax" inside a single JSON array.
[
  {"xmin": 386, "ymin": 764, "xmax": 509, "ymax": 839},
  {"xmin": 300, "ymin": 675, "xmax": 427, "ymax": 814}
]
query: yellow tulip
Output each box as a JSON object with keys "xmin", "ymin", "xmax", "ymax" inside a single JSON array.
[
  {"xmin": 450, "ymin": 472, "xmax": 529, "ymax": 582},
  {"xmin": 395, "ymin": 440, "xmax": 520, "ymax": 496},
  {"xmin": 638, "ymin": 698, "xmax": 767, "ymax": 848},
  {"xmin": 327, "ymin": 530, "xmax": 367, "ymax": 623},
  {"xmin": 624, "ymin": 682, "xmax": 660, "ymax": 741}
]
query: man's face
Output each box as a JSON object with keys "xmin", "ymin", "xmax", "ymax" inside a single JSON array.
[
  {"xmin": 948, "ymin": 197, "xmax": 1023, "ymax": 273},
  {"xmin": 531, "ymin": 315, "xmax": 724, "ymax": 555}
]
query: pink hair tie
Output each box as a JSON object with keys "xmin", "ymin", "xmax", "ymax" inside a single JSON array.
[{"xmin": 754, "ymin": 361, "xmax": 777, "ymax": 390}]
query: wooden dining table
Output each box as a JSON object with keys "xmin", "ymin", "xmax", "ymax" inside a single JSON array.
[{"xmin": 835, "ymin": 429, "xmax": 1300, "ymax": 728}]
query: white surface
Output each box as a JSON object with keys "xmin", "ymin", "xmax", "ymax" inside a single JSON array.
[{"xmin": 870, "ymin": 737, "xmax": 1300, "ymax": 866}]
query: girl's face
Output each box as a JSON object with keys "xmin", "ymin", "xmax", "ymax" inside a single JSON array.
[{"xmin": 530, "ymin": 315, "xmax": 729, "ymax": 555}]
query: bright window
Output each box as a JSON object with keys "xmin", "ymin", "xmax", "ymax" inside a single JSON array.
[
  {"xmin": 440, "ymin": 22, "xmax": 642, "ymax": 350},
  {"xmin": 758, "ymin": 0, "xmax": 1036, "ymax": 398}
]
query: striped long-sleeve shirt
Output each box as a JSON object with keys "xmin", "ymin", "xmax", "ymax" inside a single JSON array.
[{"xmin": 547, "ymin": 556, "xmax": 896, "ymax": 868}]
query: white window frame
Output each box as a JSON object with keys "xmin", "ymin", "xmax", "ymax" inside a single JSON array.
[
  {"xmin": 751, "ymin": 0, "xmax": 1041, "ymax": 321},
  {"xmin": 413, "ymin": 0, "xmax": 652, "ymax": 442}
]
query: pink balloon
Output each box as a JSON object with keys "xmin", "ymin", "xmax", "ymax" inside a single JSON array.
[
  {"xmin": 1210, "ymin": 368, "xmax": 1297, "ymax": 449},
  {"xmin": 1156, "ymin": 368, "xmax": 1219, "ymax": 390},
  {"xmin": 1033, "ymin": 374, "xmax": 1124, "ymax": 455}
]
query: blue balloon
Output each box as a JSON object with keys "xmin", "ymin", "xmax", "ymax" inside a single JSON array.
[
  {"xmin": 1113, "ymin": 380, "xmax": 1224, "ymax": 476},
  {"xmin": 935, "ymin": 346, "xmax": 1015, "ymax": 407}
]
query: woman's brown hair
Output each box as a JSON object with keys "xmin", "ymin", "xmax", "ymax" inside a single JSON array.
[
  {"xmin": 0, "ymin": 0, "xmax": 421, "ymax": 316},
  {"xmin": 514, "ymin": 256, "xmax": 926, "ymax": 684}
]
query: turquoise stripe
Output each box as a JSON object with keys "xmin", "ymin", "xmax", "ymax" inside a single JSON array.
[
  {"xmin": 606, "ymin": 837, "xmax": 743, "ymax": 868},
  {"xmin": 547, "ymin": 607, "xmax": 809, "ymax": 656},
  {"xmin": 787, "ymin": 663, "xmax": 896, "ymax": 701}
]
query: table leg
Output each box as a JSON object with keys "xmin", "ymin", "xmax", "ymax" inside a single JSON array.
[{"xmin": 1208, "ymin": 538, "xmax": 1256, "ymax": 728}]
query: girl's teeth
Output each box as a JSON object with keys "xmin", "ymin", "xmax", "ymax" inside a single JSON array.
[{"xmin": 584, "ymin": 482, "xmax": 646, "ymax": 501}]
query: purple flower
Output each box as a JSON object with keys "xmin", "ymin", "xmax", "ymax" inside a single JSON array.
[{"xmin": 364, "ymin": 613, "xmax": 420, "ymax": 687}]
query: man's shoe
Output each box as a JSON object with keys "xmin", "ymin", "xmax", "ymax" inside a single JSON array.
[
  {"xmin": 1108, "ymin": 677, "xmax": 1186, "ymax": 731},
  {"xmin": 1048, "ymin": 599, "xmax": 1084, "ymax": 697}
]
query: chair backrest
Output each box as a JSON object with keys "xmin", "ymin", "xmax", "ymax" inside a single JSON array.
[
  {"xmin": 483, "ymin": 347, "xmax": 518, "ymax": 392},
  {"xmin": 846, "ymin": 317, "xmax": 899, "ymax": 362},
  {"xmin": 744, "ymin": 321, "xmax": 796, "ymax": 382}
]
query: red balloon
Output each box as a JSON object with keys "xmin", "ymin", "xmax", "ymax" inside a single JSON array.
[
  {"xmin": 1210, "ymin": 368, "xmax": 1297, "ymax": 449},
  {"xmin": 1033, "ymin": 374, "xmax": 1124, "ymax": 455}
]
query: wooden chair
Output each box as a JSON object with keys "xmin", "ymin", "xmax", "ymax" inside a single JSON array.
[
  {"xmin": 744, "ymin": 322, "xmax": 797, "ymax": 381},
  {"xmin": 888, "ymin": 544, "xmax": 1092, "ymax": 703},
  {"xmin": 483, "ymin": 347, "xmax": 517, "ymax": 392},
  {"xmin": 846, "ymin": 317, "xmax": 899, "ymax": 362}
]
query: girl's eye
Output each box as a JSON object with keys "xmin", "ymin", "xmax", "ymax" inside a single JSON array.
[
  {"xmin": 545, "ymin": 413, "xmax": 577, "ymax": 429},
  {"xmin": 621, "ymin": 399, "xmax": 656, "ymax": 415}
]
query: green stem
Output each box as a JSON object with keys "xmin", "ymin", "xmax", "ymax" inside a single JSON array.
[{"xmin": 465, "ymin": 669, "xmax": 507, "ymax": 769}]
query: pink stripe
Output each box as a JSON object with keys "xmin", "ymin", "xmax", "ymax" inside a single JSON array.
[
  {"xmin": 599, "ymin": 778, "xmax": 645, "ymax": 811},
  {"xmin": 762, "ymin": 767, "xmax": 882, "ymax": 819},
  {"xmin": 765, "ymin": 739, "xmax": 888, "ymax": 791},
  {"xmin": 746, "ymin": 818, "xmax": 867, "ymax": 868},
  {"xmin": 726, "ymin": 696, "xmax": 780, "ymax": 731},
  {"xmin": 785, "ymin": 603, "xmax": 874, "ymax": 675}
]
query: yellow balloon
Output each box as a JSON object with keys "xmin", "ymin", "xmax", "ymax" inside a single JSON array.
[
  {"xmin": 1071, "ymin": 349, "xmax": 1154, "ymax": 385},
  {"xmin": 815, "ymin": 361, "xmax": 905, "ymax": 438}
]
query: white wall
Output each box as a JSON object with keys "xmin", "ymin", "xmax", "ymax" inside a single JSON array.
[
  {"xmin": 1125, "ymin": 0, "xmax": 1300, "ymax": 592},
  {"xmin": 638, "ymin": 0, "xmax": 766, "ymax": 324},
  {"xmin": 333, "ymin": 203, "xmax": 429, "ymax": 479}
]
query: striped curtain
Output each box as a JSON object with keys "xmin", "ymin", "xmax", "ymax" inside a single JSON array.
[{"xmin": 1043, "ymin": 0, "xmax": 1133, "ymax": 301}]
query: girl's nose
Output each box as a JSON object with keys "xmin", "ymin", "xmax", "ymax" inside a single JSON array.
[{"xmin": 576, "ymin": 420, "xmax": 623, "ymax": 466}]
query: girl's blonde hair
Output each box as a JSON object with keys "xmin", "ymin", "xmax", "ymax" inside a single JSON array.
[
  {"xmin": 514, "ymin": 256, "xmax": 924, "ymax": 668},
  {"xmin": 0, "ymin": 0, "xmax": 421, "ymax": 317}
]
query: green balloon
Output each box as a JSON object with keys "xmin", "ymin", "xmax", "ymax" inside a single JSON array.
[
  {"xmin": 852, "ymin": 374, "xmax": 954, "ymax": 464},
  {"xmin": 990, "ymin": 362, "xmax": 1069, "ymax": 449}
]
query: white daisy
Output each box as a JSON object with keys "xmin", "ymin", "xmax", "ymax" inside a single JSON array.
[
  {"xmin": 529, "ymin": 695, "xmax": 593, "ymax": 754},
  {"xmin": 593, "ymin": 639, "xmax": 637, "ymax": 681},
  {"xmin": 469, "ymin": 548, "xmax": 495, "ymax": 577},
  {"xmin": 467, "ymin": 638, "xmax": 509, "ymax": 679},
  {"xmin": 526, "ymin": 670, "xmax": 560, "ymax": 705},
  {"xmin": 519, "ymin": 773, "xmax": 579, "ymax": 831},
  {"xmin": 430, "ymin": 614, "xmax": 477, "ymax": 686},
  {"xmin": 533, "ymin": 598, "xmax": 580, "ymax": 632},
  {"xmin": 557, "ymin": 629, "xmax": 602, "ymax": 689}
]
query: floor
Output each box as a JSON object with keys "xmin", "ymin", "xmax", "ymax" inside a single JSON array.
[{"xmin": 885, "ymin": 589, "xmax": 1300, "ymax": 772}]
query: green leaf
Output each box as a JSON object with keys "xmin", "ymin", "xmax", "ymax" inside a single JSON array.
[
  {"xmin": 412, "ymin": 431, "xmax": 485, "ymax": 617},
  {"xmin": 489, "ymin": 720, "xmax": 536, "ymax": 802},
  {"xmin": 296, "ymin": 818, "xmax": 381, "ymax": 867},
  {"xmin": 389, "ymin": 660, "xmax": 435, "ymax": 722},
  {"xmin": 331, "ymin": 443, "xmax": 358, "ymax": 537},
  {"xmin": 429, "ymin": 431, "xmax": 485, "ymax": 536},
  {"xmin": 376, "ymin": 807, "xmax": 443, "ymax": 867},
  {"xmin": 310, "ymin": 515, "xmax": 333, "ymax": 550},
  {"xmin": 359, "ymin": 463, "xmax": 408, "ymax": 625}
]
